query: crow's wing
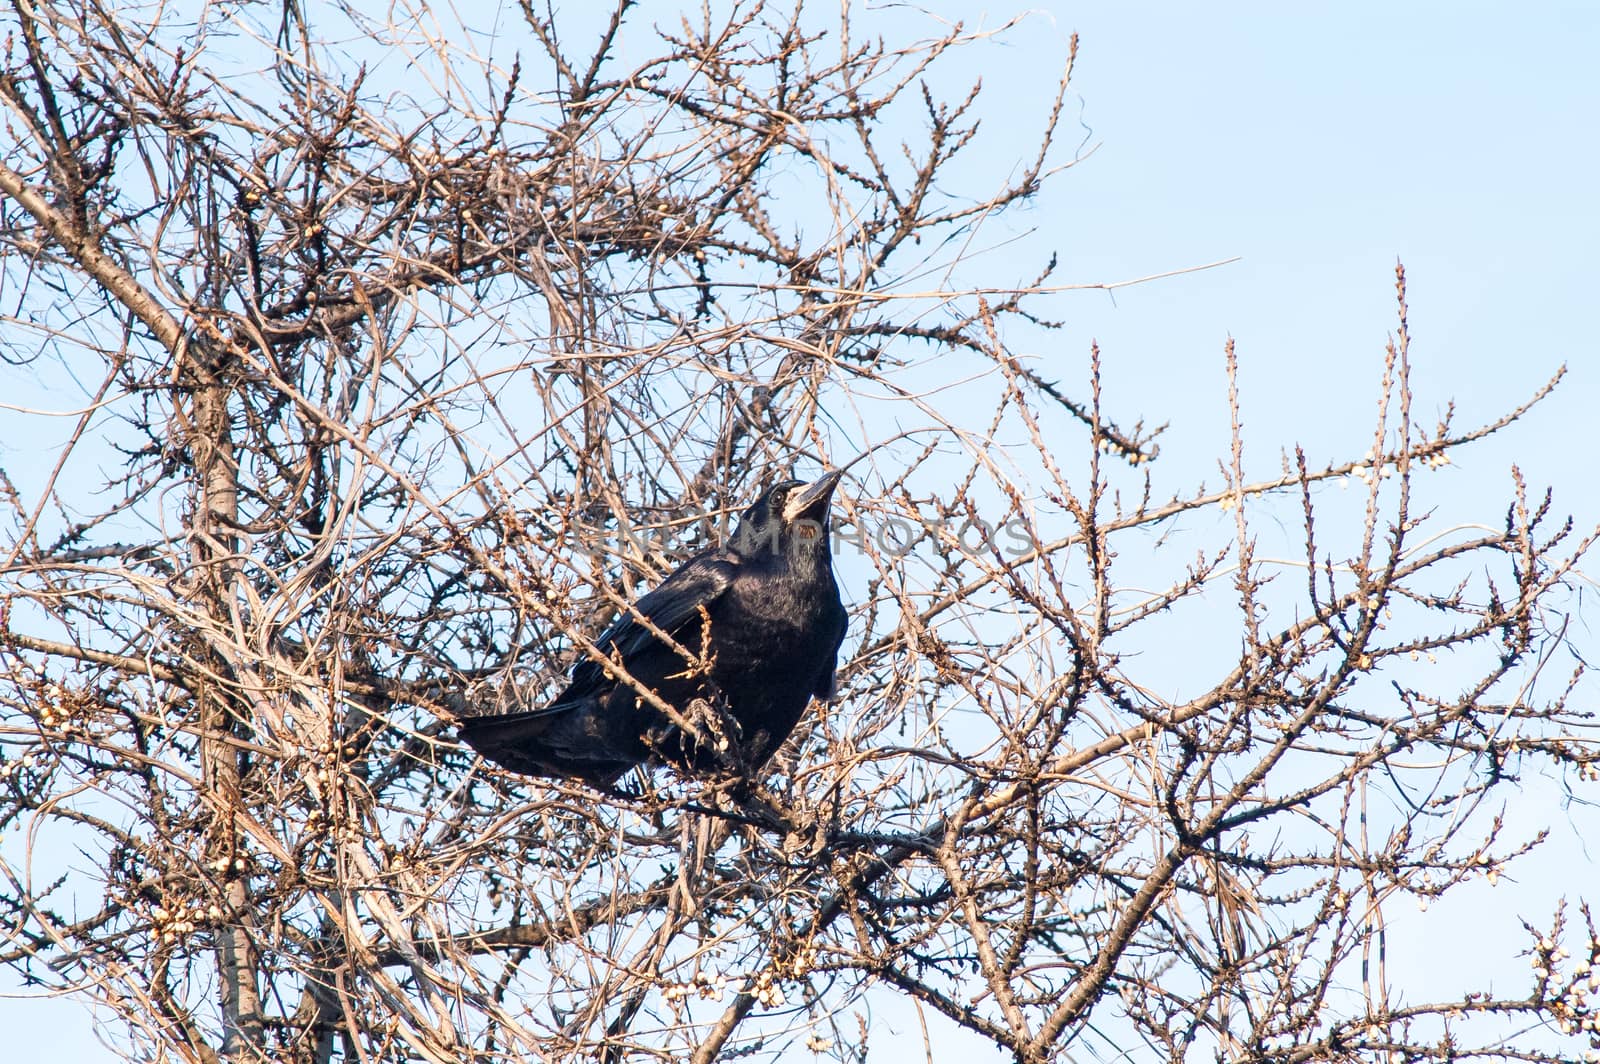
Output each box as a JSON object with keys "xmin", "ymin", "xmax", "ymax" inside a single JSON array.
[
  {"xmin": 568, "ymin": 549, "xmax": 739, "ymax": 692},
  {"xmin": 457, "ymin": 550, "xmax": 738, "ymax": 785}
]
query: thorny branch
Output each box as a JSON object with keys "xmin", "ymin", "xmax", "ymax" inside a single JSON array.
[{"xmin": 1, "ymin": 3, "xmax": 1595, "ymax": 1064}]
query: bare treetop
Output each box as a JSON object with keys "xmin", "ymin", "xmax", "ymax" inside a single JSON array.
[{"xmin": 2, "ymin": 3, "xmax": 1595, "ymax": 1063}]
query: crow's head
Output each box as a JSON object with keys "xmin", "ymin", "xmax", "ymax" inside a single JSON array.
[{"xmin": 731, "ymin": 471, "xmax": 842, "ymax": 563}]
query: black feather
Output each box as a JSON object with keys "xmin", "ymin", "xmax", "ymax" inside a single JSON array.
[{"xmin": 458, "ymin": 472, "xmax": 847, "ymax": 785}]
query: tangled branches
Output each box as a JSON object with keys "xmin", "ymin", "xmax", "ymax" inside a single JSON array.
[{"xmin": 1, "ymin": 2, "xmax": 1594, "ymax": 1063}]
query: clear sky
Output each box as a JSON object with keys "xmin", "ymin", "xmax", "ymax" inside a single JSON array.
[
  {"xmin": 4, "ymin": 3, "xmax": 1596, "ymax": 1060},
  {"xmin": 952, "ymin": 2, "xmax": 1596, "ymax": 495}
]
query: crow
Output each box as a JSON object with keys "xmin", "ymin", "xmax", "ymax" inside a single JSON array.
[{"xmin": 457, "ymin": 472, "xmax": 847, "ymax": 786}]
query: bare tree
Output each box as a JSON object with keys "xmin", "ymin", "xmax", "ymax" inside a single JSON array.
[{"xmin": 2, "ymin": 2, "xmax": 1595, "ymax": 1063}]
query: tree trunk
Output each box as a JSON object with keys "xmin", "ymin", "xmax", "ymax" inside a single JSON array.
[{"xmin": 188, "ymin": 353, "xmax": 264, "ymax": 1061}]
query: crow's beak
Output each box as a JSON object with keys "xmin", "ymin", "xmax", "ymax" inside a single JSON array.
[{"xmin": 782, "ymin": 470, "xmax": 843, "ymax": 523}]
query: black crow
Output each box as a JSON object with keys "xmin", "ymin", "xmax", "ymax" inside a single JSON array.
[{"xmin": 458, "ymin": 472, "xmax": 847, "ymax": 785}]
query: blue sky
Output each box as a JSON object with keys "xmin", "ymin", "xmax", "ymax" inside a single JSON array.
[
  {"xmin": 868, "ymin": 5, "xmax": 1600, "ymax": 1056},
  {"xmin": 975, "ymin": 3, "xmax": 1595, "ymax": 484},
  {"xmin": 4, "ymin": 3, "xmax": 1596, "ymax": 1059}
]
